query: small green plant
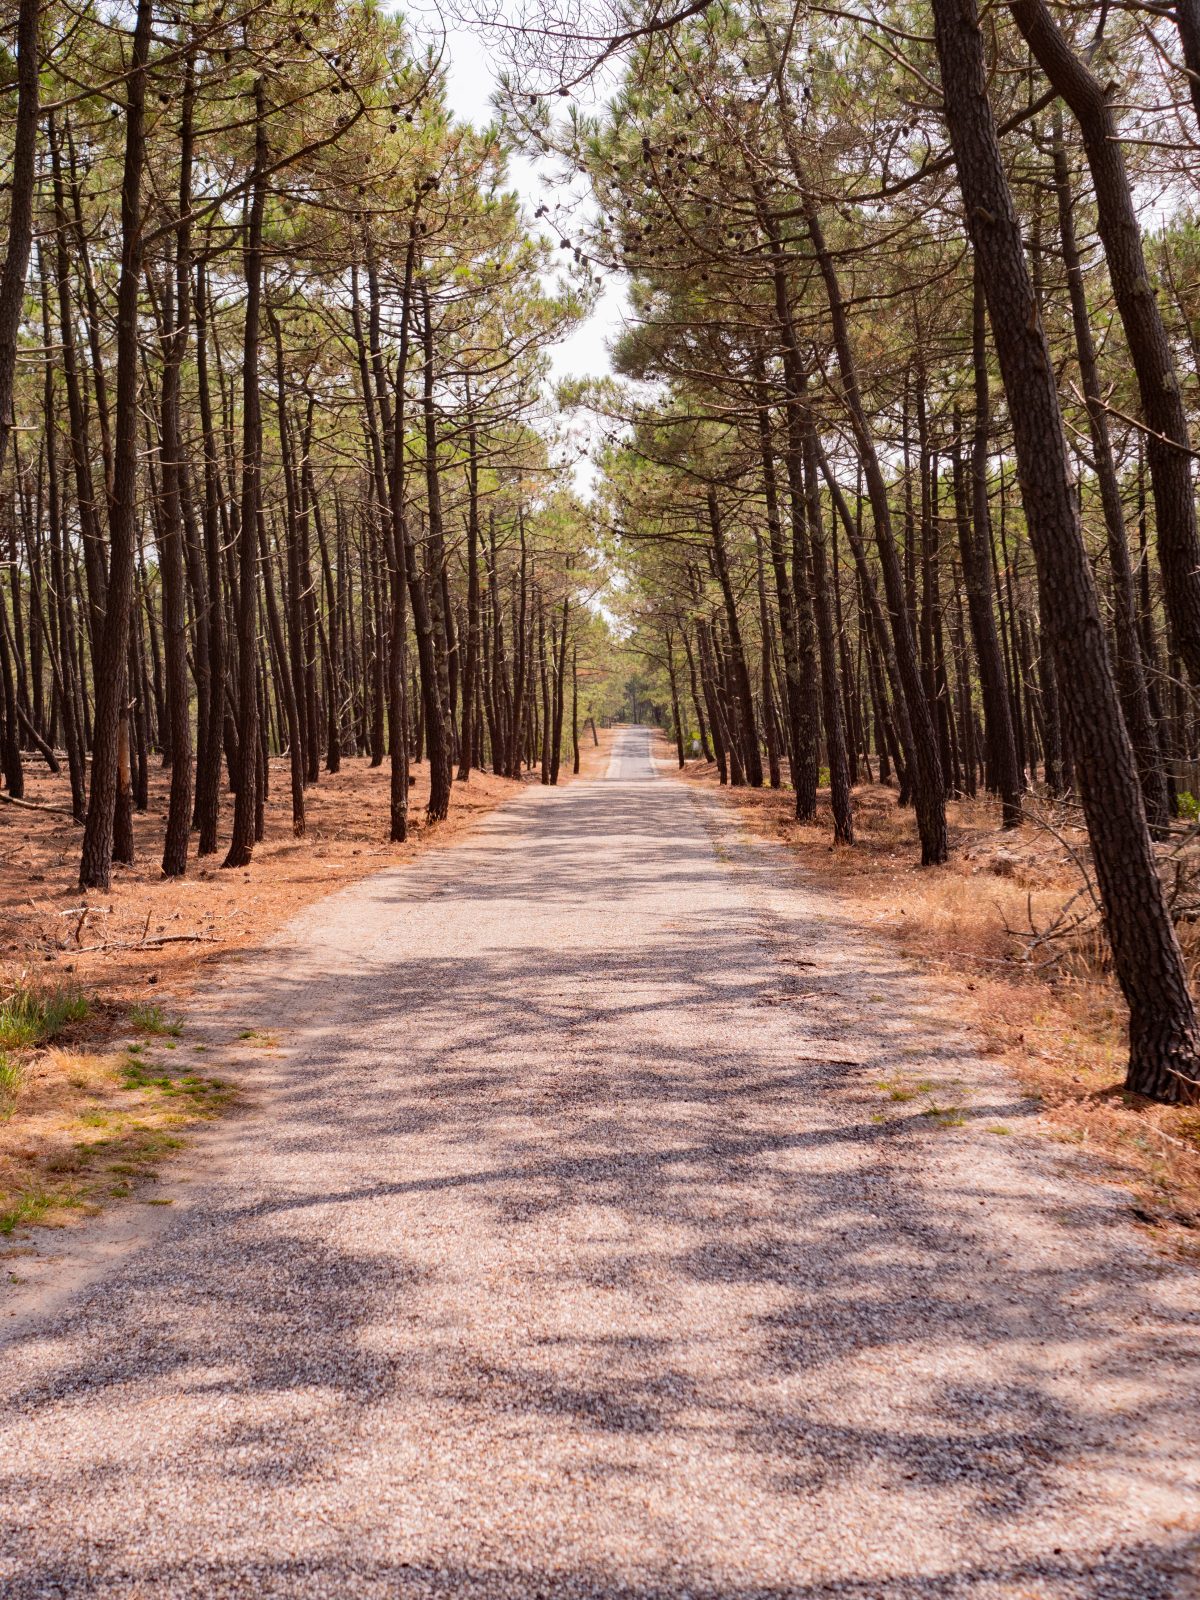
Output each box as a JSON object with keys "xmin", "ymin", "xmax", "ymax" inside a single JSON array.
[
  {"xmin": 0, "ymin": 1189, "xmax": 79, "ymax": 1235},
  {"xmin": 923, "ymin": 1103, "xmax": 968, "ymax": 1128},
  {"xmin": 0, "ymin": 1053, "xmax": 22, "ymax": 1109},
  {"xmin": 0, "ymin": 986, "xmax": 90, "ymax": 1051},
  {"xmin": 129, "ymin": 1003, "xmax": 183, "ymax": 1038},
  {"xmin": 876, "ymin": 1077, "xmax": 935, "ymax": 1103},
  {"xmin": 120, "ymin": 1052, "xmax": 230, "ymax": 1113},
  {"xmin": 1176, "ymin": 790, "xmax": 1200, "ymax": 822}
]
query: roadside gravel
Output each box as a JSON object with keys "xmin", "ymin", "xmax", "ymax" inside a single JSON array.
[{"xmin": 1, "ymin": 726, "xmax": 1197, "ymax": 1599}]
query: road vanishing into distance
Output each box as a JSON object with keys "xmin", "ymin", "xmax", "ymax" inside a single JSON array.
[{"xmin": 2, "ymin": 727, "xmax": 1198, "ymax": 1599}]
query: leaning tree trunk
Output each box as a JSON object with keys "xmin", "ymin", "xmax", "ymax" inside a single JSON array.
[
  {"xmin": 1011, "ymin": 0, "xmax": 1200, "ymax": 689},
  {"xmin": 933, "ymin": 0, "xmax": 1200, "ymax": 1105}
]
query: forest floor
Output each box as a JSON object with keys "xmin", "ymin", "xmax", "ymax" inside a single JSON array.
[
  {"xmin": 0, "ymin": 730, "xmax": 614, "ymax": 1239},
  {"xmin": 678, "ymin": 757, "xmax": 1200, "ymax": 1255},
  {"xmin": 1, "ymin": 725, "xmax": 1196, "ymax": 1599}
]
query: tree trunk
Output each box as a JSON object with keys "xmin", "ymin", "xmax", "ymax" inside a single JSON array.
[
  {"xmin": 223, "ymin": 76, "xmax": 268, "ymax": 869},
  {"xmin": 79, "ymin": 0, "xmax": 152, "ymax": 889},
  {"xmin": 934, "ymin": 0, "xmax": 1200, "ymax": 1103},
  {"xmin": 1012, "ymin": 0, "xmax": 1200, "ymax": 687}
]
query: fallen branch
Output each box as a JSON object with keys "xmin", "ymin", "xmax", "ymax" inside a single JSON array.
[
  {"xmin": 71, "ymin": 933, "xmax": 221, "ymax": 954},
  {"xmin": 0, "ymin": 790, "xmax": 78, "ymax": 817}
]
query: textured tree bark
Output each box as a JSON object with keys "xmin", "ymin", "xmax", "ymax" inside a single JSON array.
[
  {"xmin": 571, "ymin": 644, "xmax": 580, "ymax": 775},
  {"xmin": 695, "ymin": 615, "xmax": 729, "ymax": 785},
  {"xmin": 666, "ymin": 630, "xmax": 685, "ymax": 769},
  {"xmin": 1051, "ymin": 117, "xmax": 1170, "ymax": 837},
  {"xmin": 79, "ymin": 0, "xmax": 152, "ymax": 889},
  {"xmin": 0, "ymin": 0, "xmax": 38, "ymax": 481},
  {"xmin": 38, "ymin": 260, "xmax": 86, "ymax": 818},
  {"xmin": 681, "ymin": 627, "xmax": 712, "ymax": 762},
  {"xmin": 194, "ymin": 263, "xmax": 226, "ymax": 854},
  {"xmin": 707, "ymin": 487, "xmax": 763, "ymax": 787},
  {"xmin": 223, "ymin": 75, "xmax": 268, "ymax": 869},
  {"xmin": 457, "ymin": 408, "xmax": 482, "ymax": 782},
  {"xmin": 933, "ymin": 0, "xmax": 1200, "ymax": 1103},
  {"xmin": 158, "ymin": 51, "xmax": 196, "ymax": 878},
  {"xmin": 963, "ymin": 262, "xmax": 1022, "ymax": 827},
  {"xmin": 753, "ymin": 365, "xmax": 803, "ymax": 786},
  {"xmin": 387, "ymin": 231, "xmax": 417, "ymax": 842},
  {"xmin": 756, "ymin": 230, "xmax": 822, "ymax": 819},
  {"xmin": 1175, "ymin": 0, "xmax": 1200, "ymax": 132},
  {"xmin": 754, "ymin": 533, "xmax": 782, "ymax": 790},
  {"xmin": 802, "ymin": 421, "xmax": 853, "ymax": 845},
  {"xmin": 1011, "ymin": 0, "xmax": 1200, "ymax": 687},
  {"xmin": 550, "ymin": 593, "xmax": 569, "ymax": 785},
  {"xmin": 419, "ymin": 286, "xmax": 453, "ymax": 820}
]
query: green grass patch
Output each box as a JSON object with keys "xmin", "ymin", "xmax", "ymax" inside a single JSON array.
[
  {"xmin": 923, "ymin": 1103, "xmax": 968, "ymax": 1128},
  {"xmin": 876, "ymin": 1077, "xmax": 935, "ymax": 1103},
  {"xmin": 0, "ymin": 986, "xmax": 90, "ymax": 1051},
  {"xmin": 0, "ymin": 1053, "xmax": 22, "ymax": 1118},
  {"xmin": 0, "ymin": 1188, "xmax": 81, "ymax": 1235},
  {"xmin": 128, "ymin": 1003, "xmax": 183, "ymax": 1038},
  {"xmin": 120, "ymin": 1055, "xmax": 230, "ymax": 1114}
]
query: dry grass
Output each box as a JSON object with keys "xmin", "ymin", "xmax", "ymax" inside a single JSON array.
[
  {"xmin": 0, "ymin": 1033, "xmax": 231, "ymax": 1235},
  {"xmin": 678, "ymin": 756, "xmax": 1200, "ymax": 1254}
]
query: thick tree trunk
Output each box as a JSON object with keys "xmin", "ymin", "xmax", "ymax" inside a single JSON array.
[{"xmin": 933, "ymin": 0, "xmax": 1200, "ymax": 1103}]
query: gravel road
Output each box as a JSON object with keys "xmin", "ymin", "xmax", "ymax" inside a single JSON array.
[{"xmin": 2, "ymin": 726, "xmax": 1198, "ymax": 1599}]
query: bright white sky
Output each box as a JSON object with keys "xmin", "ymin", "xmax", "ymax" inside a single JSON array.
[{"xmin": 410, "ymin": 10, "xmax": 627, "ymax": 384}]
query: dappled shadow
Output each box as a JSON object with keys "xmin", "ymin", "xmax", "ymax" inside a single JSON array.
[
  {"xmin": 2, "ymin": 1544, "xmax": 1197, "ymax": 1599},
  {"xmin": 1, "ymin": 729, "xmax": 1197, "ymax": 1599}
]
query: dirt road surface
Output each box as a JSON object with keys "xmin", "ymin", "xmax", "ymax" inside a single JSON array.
[{"xmin": 2, "ymin": 727, "xmax": 1197, "ymax": 1598}]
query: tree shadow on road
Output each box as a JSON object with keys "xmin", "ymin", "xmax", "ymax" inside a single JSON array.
[{"xmin": 1, "ymin": 767, "xmax": 1198, "ymax": 1599}]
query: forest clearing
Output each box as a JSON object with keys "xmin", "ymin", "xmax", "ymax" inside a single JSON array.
[{"xmin": 1, "ymin": 0, "xmax": 1200, "ymax": 1591}]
